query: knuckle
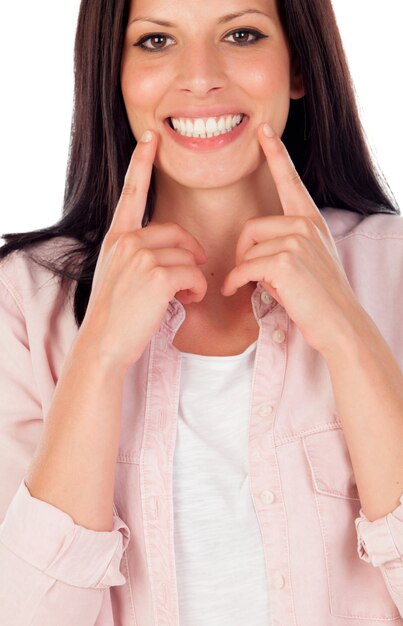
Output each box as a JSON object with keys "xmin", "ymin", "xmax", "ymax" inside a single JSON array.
[
  {"xmin": 297, "ymin": 217, "xmax": 314, "ymax": 237},
  {"xmin": 134, "ymin": 247, "xmax": 155, "ymax": 267},
  {"xmin": 121, "ymin": 180, "xmax": 137, "ymax": 197},
  {"xmin": 277, "ymin": 250, "xmax": 294, "ymax": 268},
  {"xmin": 244, "ymin": 216, "xmax": 257, "ymax": 230},
  {"xmin": 183, "ymin": 248, "xmax": 196, "ymax": 262},
  {"xmin": 176, "ymin": 247, "xmax": 195, "ymax": 263},
  {"xmin": 165, "ymin": 221, "xmax": 183, "ymax": 236},
  {"xmin": 114, "ymin": 231, "xmax": 139, "ymax": 255},
  {"xmin": 289, "ymin": 169, "xmax": 303, "ymax": 188},
  {"xmin": 285, "ymin": 233, "xmax": 304, "ymax": 251},
  {"xmin": 151, "ymin": 265, "xmax": 168, "ymax": 285},
  {"xmin": 101, "ymin": 230, "xmax": 116, "ymax": 250}
]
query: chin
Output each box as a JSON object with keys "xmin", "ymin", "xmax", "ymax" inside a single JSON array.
[
  {"xmin": 166, "ymin": 171, "xmax": 250, "ymax": 190},
  {"xmin": 155, "ymin": 153, "xmax": 261, "ymax": 190}
]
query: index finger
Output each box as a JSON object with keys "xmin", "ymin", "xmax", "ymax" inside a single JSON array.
[
  {"xmin": 258, "ymin": 123, "xmax": 322, "ymax": 223},
  {"xmin": 109, "ymin": 130, "xmax": 158, "ymax": 233}
]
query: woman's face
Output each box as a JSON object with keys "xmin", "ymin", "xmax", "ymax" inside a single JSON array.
[{"xmin": 121, "ymin": 0, "xmax": 304, "ymax": 188}]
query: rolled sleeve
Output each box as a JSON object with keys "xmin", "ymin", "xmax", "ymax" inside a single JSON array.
[
  {"xmin": 355, "ymin": 494, "xmax": 403, "ymax": 567},
  {"xmin": 0, "ymin": 479, "xmax": 131, "ymax": 589}
]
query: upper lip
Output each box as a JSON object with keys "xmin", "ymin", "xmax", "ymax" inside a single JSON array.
[{"xmin": 166, "ymin": 107, "xmax": 247, "ymax": 120}]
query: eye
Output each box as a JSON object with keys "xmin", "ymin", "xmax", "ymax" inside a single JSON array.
[
  {"xmin": 134, "ymin": 33, "xmax": 175, "ymax": 52},
  {"xmin": 224, "ymin": 28, "xmax": 268, "ymax": 46},
  {"xmin": 133, "ymin": 28, "xmax": 268, "ymax": 53}
]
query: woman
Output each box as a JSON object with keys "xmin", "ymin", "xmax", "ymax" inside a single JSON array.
[{"xmin": 0, "ymin": 0, "xmax": 402, "ymax": 624}]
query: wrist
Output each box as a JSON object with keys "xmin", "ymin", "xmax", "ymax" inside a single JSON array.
[
  {"xmin": 319, "ymin": 305, "xmax": 375, "ymax": 365},
  {"xmin": 70, "ymin": 326, "xmax": 129, "ymax": 381}
]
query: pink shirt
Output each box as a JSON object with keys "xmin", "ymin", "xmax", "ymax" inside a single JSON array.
[{"xmin": 0, "ymin": 206, "xmax": 402, "ymax": 625}]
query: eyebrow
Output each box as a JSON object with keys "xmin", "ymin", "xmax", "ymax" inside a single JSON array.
[{"xmin": 128, "ymin": 9, "xmax": 272, "ymax": 28}]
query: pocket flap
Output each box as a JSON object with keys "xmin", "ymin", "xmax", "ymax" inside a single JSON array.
[{"xmin": 303, "ymin": 428, "xmax": 360, "ymax": 500}]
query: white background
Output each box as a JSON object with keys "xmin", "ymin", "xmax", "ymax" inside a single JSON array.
[{"xmin": 0, "ymin": 1, "xmax": 401, "ymax": 240}]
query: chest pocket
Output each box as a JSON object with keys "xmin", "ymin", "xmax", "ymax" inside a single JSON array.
[{"xmin": 303, "ymin": 428, "xmax": 401, "ymax": 621}]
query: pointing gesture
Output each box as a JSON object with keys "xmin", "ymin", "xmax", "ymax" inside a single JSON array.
[
  {"xmin": 221, "ymin": 123, "xmax": 364, "ymax": 358},
  {"xmin": 81, "ymin": 130, "xmax": 208, "ymax": 374},
  {"xmin": 109, "ymin": 131, "xmax": 156, "ymax": 233}
]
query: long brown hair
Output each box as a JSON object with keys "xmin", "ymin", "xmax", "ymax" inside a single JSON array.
[{"xmin": 0, "ymin": 0, "xmax": 400, "ymax": 327}]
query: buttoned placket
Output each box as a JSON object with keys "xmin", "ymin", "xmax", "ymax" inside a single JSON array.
[
  {"xmin": 139, "ymin": 299, "xmax": 185, "ymax": 626},
  {"xmin": 140, "ymin": 283, "xmax": 295, "ymax": 626},
  {"xmin": 249, "ymin": 285, "xmax": 296, "ymax": 626}
]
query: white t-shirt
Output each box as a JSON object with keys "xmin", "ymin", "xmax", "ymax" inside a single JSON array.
[{"xmin": 173, "ymin": 340, "xmax": 272, "ymax": 625}]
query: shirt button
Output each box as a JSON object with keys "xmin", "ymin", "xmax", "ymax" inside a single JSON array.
[
  {"xmin": 261, "ymin": 290, "xmax": 273, "ymax": 305},
  {"xmin": 258, "ymin": 404, "xmax": 273, "ymax": 417},
  {"xmin": 272, "ymin": 573, "xmax": 285, "ymax": 589},
  {"xmin": 272, "ymin": 329, "xmax": 285, "ymax": 344},
  {"xmin": 260, "ymin": 490, "xmax": 275, "ymax": 504}
]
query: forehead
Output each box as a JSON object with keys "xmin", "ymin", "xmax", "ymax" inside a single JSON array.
[{"xmin": 127, "ymin": 0, "xmax": 279, "ymax": 22}]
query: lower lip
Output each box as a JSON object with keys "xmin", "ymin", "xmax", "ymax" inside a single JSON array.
[{"xmin": 163, "ymin": 115, "xmax": 249, "ymax": 151}]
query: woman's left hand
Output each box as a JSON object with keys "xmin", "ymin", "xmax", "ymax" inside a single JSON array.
[{"xmin": 221, "ymin": 122, "xmax": 366, "ymax": 358}]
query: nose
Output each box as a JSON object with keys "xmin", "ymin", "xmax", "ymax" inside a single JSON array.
[{"xmin": 176, "ymin": 41, "xmax": 228, "ymax": 96}]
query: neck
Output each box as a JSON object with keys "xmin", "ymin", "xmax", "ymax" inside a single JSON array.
[{"xmin": 150, "ymin": 161, "xmax": 283, "ymax": 315}]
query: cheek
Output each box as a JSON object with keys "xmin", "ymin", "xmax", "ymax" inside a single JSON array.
[
  {"xmin": 121, "ymin": 62, "xmax": 167, "ymax": 111},
  {"xmin": 235, "ymin": 55, "xmax": 291, "ymax": 131},
  {"xmin": 233, "ymin": 51, "xmax": 291, "ymax": 99}
]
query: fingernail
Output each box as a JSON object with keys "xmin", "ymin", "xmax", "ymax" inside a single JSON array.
[
  {"xmin": 140, "ymin": 130, "xmax": 153, "ymax": 143},
  {"xmin": 263, "ymin": 123, "xmax": 275, "ymax": 138}
]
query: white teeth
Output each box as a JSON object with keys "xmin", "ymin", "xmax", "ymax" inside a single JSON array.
[
  {"xmin": 217, "ymin": 117, "xmax": 226, "ymax": 133},
  {"xmin": 205, "ymin": 118, "xmax": 217, "ymax": 135},
  {"xmin": 170, "ymin": 114, "xmax": 244, "ymax": 138},
  {"xmin": 193, "ymin": 118, "xmax": 206, "ymax": 138}
]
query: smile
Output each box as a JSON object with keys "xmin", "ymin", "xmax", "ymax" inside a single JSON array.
[
  {"xmin": 163, "ymin": 113, "xmax": 249, "ymax": 152},
  {"xmin": 169, "ymin": 114, "xmax": 245, "ymax": 138}
]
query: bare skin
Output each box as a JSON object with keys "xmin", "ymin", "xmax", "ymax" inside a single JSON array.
[
  {"xmin": 24, "ymin": 0, "xmax": 403, "ymax": 537},
  {"xmin": 25, "ymin": 131, "xmax": 208, "ymax": 531},
  {"xmin": 121, "ymin": 0, "xmax": 305, "ymax": 352}
]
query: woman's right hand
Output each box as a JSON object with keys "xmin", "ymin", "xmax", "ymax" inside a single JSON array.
[{"xmin": 79, "ymin": 130, "xmax": 208, "ymax": 374}]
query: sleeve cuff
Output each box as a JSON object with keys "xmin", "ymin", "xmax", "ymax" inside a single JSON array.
[
  {"xmin": 355, "ymin": 493, "xmax": 403, "ymax": 567},
  {"xmin": 0, "ymin": 479, "xmax": 131, "ymax": 589}
]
